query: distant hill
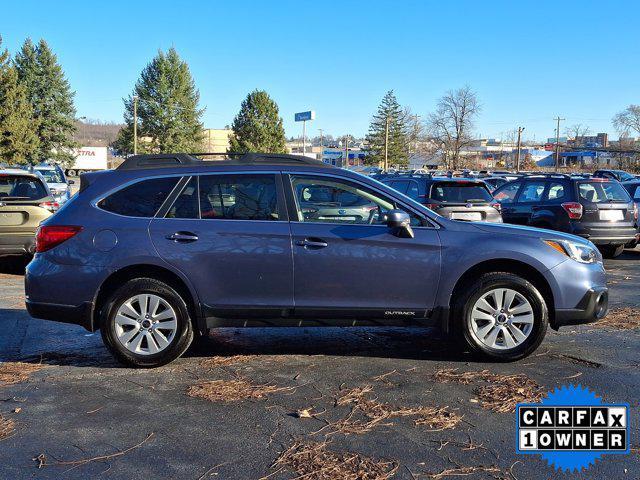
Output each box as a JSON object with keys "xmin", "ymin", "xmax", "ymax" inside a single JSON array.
[{"xmin": 73, "ymin": 119, "xmax": 123, "ymax": 147}]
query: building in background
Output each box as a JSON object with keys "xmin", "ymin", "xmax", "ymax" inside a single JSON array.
[{"xmin": 203, "ymin": 129, "xmax": 233, "ymax": 153}]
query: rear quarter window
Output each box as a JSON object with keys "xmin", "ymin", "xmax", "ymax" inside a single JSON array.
[
  {"xmin": 98, "ymin": 177, "xmax": 179, "ymax": 217},
  {"xmin": 578, "ymin": 181, "xmax": 631, "ymax": 203}
]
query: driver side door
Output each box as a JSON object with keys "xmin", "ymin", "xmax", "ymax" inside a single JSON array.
[{"xmin": 286, "ymin": 173, "xmax": 441, "ymax": 320}]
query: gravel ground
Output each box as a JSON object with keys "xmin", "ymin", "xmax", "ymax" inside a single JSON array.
[{"xmin": 0, "ymin": 252, "xmax": 638, "ymax": 479}]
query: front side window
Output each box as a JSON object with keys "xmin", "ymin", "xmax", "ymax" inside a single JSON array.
[
  {"xmin": 99, "ymin": 177, "xmax": 179, "ymax": 217},
  {"xmin": 291, "ymin": 175, "xmax": 422, "ymax": 226},
  {"xmin": 493, "ymin": 182, "xmax": 521, "ymax": 204},
  {"xmin": 199, "ymin": 174, "xmax": 279, "ymax": 221}
]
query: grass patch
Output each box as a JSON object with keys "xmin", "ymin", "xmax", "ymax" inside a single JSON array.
[
  {"xmin": 270, "ymin": 441, "xmax": 398, "ymax": 480},
  {"xmin": 200, "ymin": 355, "xmax": 257, "ymax": 368},
  {"xmin": 0, "ymin": 362, "xmax": 44, "ymax": 387}
]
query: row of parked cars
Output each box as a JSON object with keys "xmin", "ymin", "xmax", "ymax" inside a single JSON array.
[
  {"xmin": 371, "ymin": 169, "xmax": 640, "ymax": 258},
  {"xmin": 0, "ymin": 164, "xmax": 73, "ymax": 256}
]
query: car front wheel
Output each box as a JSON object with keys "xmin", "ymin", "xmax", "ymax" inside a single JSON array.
[
  {"xmin": 100, "ymin": 278, "xmax": 194, "ymax": 368},
  {"xmin": 456, "ymin": 272, "xmax": 548, "ymax": 361}
]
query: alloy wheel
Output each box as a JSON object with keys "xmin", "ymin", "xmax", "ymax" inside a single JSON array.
[
  {"xmin": 470, "ymin": 288, "xmax": 534, "ymax": 350},
  {"xmin": 114, "ymin": 294, "xmax": 178, "ymax": 355}
]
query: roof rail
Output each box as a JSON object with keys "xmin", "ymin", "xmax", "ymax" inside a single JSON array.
[
  {"xmin": 116, "ymin": 152, "xmax": 332, "ymax": 170},
  {"xmin": 522, "ymin": 173, "xmax": 571, "ymax": 178},
  {"xmin": 117, "ymin": 154, "xmax": 201, "ymax": 170}
]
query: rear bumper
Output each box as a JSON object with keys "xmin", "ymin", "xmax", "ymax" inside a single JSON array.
[
  {"xmin": 25, "ymin": 300, "xmax": 94, "ymax": 331},
  {"xmin": 572, "ymin": 225, "xmax": 637, "ymax": 245},
  {"xmin": 553, "ymin": 287, "xmax": 608, "ymax": 329},
  {"xmin": 0, "ymin": 234, "xmax": 35, "ymax": 256}
]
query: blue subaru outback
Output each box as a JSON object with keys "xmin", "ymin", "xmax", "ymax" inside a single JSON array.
[{"xmin": 25, "ymin": 154, "xmax": 608, "ymax": 367}]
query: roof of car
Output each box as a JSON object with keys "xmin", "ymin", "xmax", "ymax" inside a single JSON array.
[
  {"xmin": 116, "ymin": 153, "xmax": 333, "ymax": 171},
  {"xmin": 0, "ymin": 168, "xmax": 41, "ymax": 177}
]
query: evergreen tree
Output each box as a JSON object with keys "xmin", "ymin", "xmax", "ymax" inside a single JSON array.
[
  {"xmin": 14, "ymin": 39, "xmax": 77, "ymax": 165},
  {"xmin": 114, "ymin": 48, "xmax": 204, "ymax": 154},
  {"xmin": 229, "ymin": 90, "xmax": 286, "ymax": 154},
  {"xmin": 365, "ymin": 90, "xmax": 409, "ymax": 167}
]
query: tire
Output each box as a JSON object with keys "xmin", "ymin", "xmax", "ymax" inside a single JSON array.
[
  {"xmin": 599, "ymin": 244, "xmax": 624, "ymax": 258},
  {"xmin": 100, "ymin": 278, "xmax": 194, "ymax": 368},
  {"xmin": 453, "ymin": 272, "xmax": 548, "ymax": 361},
  {"xmin": 67, "ymin": 169, "xmax": 76, "ymax": 177}
]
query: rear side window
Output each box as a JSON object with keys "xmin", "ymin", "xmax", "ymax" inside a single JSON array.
[
  {"xmin": 199, "ymin": 175, "xmax": 279, "ymax": 220},
  {"xmin": 99, "ymin": 177, "xmax": 179, "ymax": 217},
  {"xmin": 388, "ymin": 180, "xmax": 409, "ymax": 194},
  {"xmin": 0, "ymin": 175, "xmax": 48, "ymax": 200},
  {"xmin": 578, "ymin": 181, "xmax": 631, "ymax": 203},
  {"xmin": 430, "ymin": 182, "xmax": 493, "ymax": 203},
  {"xmin": 406, "ymin": 181, "xmax": 420, "ymax": 200},
  {"xmin": 546, "ymin": 182, "xmax": 565, "ymax": 201}
]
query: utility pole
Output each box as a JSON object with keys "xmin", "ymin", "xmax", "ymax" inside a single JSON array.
[
  {"xmin": 343, "ymin": 135, "xmax": 349, "ymax": 169},
  {"xmin": 384, "ymin": 116, "xmax": 389, "ymax": 171},
  {"xmin": 302, "ymin": 120, "xmax": 306, "ymax": 155},
  {"xmin": 515, "ymin": 127, "xmax": 525, "ymax": 172},
  {"xmin": 318, "ymin": 129, "xmax": 324, "ymax": 163},
  {"xmin": 133, "ymin": 95, "xmax": 139, "ymax": 155},
  {"xmin": 554, "ymin": 116, "xmax": 565, "ymax": 172}
]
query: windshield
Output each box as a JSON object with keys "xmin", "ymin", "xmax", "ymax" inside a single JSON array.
[
  {"xmin": 431, "ymin": 182, "xmax": 493, "ymax": 203},
  {"xmin": 0, "ymin": 175, "xmax": 48, "ymax": 200},
  {"xmin": 578, "ymin": 181, "xmax": 630, "ymax": 203},
  {"xmin": 37, "ymin": 169, "xmax": 64, "ymax": 183},
  {"xmin": 616, "ymin": 171, "xmax": 636, "ymax": 182}
]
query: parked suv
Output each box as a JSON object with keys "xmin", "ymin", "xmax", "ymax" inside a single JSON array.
[
  {"xmin": 0, "ymin": 169, "xmax": 58, "ymax": 257},
  {"xmin": 377, "ymin": 174, "xmax": 502, "ymax": 223},
  {"xmin": 34, "ymin": 163, "xmax": 74, "ymax": 204},
  {"xmin": 492, "ymin": 174, "xmax": 637, "ymax": 258},
  {"xmin": 26, "ymin": 154, "xmax": 608, "ymax": 367},
  {"xmin": 593, "ymin": 169, "xmax": 637, "ymax": 182}
]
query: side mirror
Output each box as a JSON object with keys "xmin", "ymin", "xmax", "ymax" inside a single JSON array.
[
  {"xmin": 68, "ymin": 180, "xmax": 75, "ymax": 185},
  {"xmin": 385, "ymin": 209, "xmax": 414, "ymax": 238}
]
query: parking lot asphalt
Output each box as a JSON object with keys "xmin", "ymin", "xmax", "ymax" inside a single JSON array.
[{"xmin": 0, "ymin": 254, "xmax": 639, "ymax": 480}]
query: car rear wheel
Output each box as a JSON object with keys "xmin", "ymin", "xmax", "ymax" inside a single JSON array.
[
  {"xmin": 455, "ymin": 272, "xmax": 548, "ymax": 361},
  {"xmin": 599, "ymin": 244, "xmax": 624, "ymax": 258},
  {"xmin": 100, "ymin": 278, "xmax": 194, "ymax": 368}
]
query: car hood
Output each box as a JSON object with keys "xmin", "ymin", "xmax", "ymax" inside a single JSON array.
[{"xmin": 471, "ymin": 221, "xmax": 593, "ymax": 245}]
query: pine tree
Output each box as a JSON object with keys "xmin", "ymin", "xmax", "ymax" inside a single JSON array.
[
  {"xmin": 229, "ymin": 90, "xmax": 286, "ymax": 154},
  {"xmin": 365, "ymin": 90, "xmax": 409, "ymax": 167},
  {"xmin": 114, "ymin": 48, "xmax": 205, "ymax": 154},
  {"xmin": 14, "ymin": 39, "xmax": 77, "ymax": 165},
  {"xmin": 0, "ymin": 36, "xmax": 39, "ymax": 165}
]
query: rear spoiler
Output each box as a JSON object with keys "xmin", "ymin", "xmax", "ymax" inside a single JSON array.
[{"xmin": 79, "ymin": 170, "xmax": 110, "ymax": 194}]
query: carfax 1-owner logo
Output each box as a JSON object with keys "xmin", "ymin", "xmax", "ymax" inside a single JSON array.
[{"xmin": 516, "ymin": 384, "xmax": 631, "ymax": 471}]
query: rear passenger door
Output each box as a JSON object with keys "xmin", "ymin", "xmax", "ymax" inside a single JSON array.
[
  {"xmin": 148, "ymin": 173, "xmax": 294, "ymax": 318},
  {"xmin": 510, "ymin": 180, "xmax": 547, "ymax": 225}
]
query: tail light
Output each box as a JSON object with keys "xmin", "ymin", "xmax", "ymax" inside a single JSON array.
[
  {"xmin": 634, "ymin": 203, "xmax": 638, "ymax": 221},
  {"xmin": 39, "ymin": 201, "xmax": 60, "ymax": 213},
  {"xmin": 425, "ymin": 203, "xmax": 440, "ymax": 211},
  {"xmin": 490, "ymin": 201, "xmax": 501, "ymax": 212},
  {"xmin": 35, "ymin": 226, "xmax": 82, "ymax": 253},
  {"xmin": 561, "ymin": 202, "xmax": 583, "ymax": 220}
]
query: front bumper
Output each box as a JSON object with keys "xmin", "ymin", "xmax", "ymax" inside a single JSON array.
[
  {"xmin": 0, "ymin": 234, "xmax": 35, "ymax": 256},
  {"xmin": 553, "ymin": 287, "xmax": 608, "ymax": 329}
]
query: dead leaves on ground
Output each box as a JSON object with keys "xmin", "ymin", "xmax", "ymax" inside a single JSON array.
[
  {"xmin": 0, "ymin": 414, "xmax": 16, "ymax": 440},
  {"xmin": 186, "ymin": 379, "xmax": 292, "ymax": 402},
  {"xmin": 199, "ymin": 355, "xmax": 257, "ymax": 368},
  {"xmin": 316, "ymin": 385, "xmax": 461, "ymax": 435},
  {"xmin": 269, "ymin": 441, "xmax": 398, "ymax": 480},
  {"xmin": 433, "ymin": 368, "xmax": 544, "ymax": 413},
  {"xmin": 0, "ymin": 362, "xmax": 44, "ymax": 387},
  {"xmin": 594, "ymin": 307, "xmax": 640, "ymax": 331}
]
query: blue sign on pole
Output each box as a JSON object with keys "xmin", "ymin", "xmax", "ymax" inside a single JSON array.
[{"xmin": 295, "ymin": 111, "xmax": 315, "ymax": 122}]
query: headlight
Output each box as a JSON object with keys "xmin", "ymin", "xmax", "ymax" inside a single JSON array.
[{"xmin": 544, "ymin": 239, "xmax": 598, "ymax": 264}]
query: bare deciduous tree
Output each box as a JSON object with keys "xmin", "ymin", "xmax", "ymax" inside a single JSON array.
[
  {"xmin": 564, "ymin": 123, "xmax": 591, "ymax": 142},
  {"xmin": 427, "ymin": 86, "xmax": 481, "ymax": 170},
  {"xmin": 613, "ymin": 105, "xmax": 640, "ymax": 138}
]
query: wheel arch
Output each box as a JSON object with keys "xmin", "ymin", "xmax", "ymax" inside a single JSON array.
[
  {"xmin": 92, "ymin": 264, "xmax": 203, "ymax": 333},
  {"xmin": 446, "ymin": 258, "xmax": 555, "ymax": 331}
]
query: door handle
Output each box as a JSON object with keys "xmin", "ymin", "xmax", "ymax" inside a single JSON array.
[
  {"xmin": 296, "ymin": 238, "xmax": 328, "ymax": 249},
  {"xmin": 166, "ymin": 231, "xmax": 199, "ymax": 243}
]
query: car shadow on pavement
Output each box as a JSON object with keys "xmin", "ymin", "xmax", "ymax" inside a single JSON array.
[
  {"xmin": 185, "ymin": 326, "xmax": 476, "ymax": 363},
  {"xmin": 0, "ymin": 256, "xmax": 30, "ymax": 276}
]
